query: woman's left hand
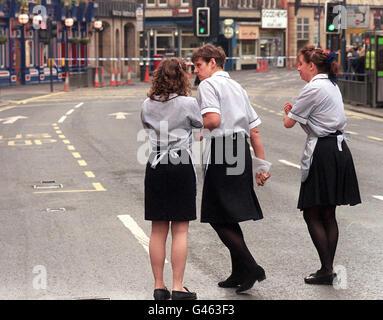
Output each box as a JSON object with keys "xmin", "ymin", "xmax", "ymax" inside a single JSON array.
[
  {"xmin": 284, "ymin": 102, "xmax": 292, "ymax": 115},
  {"xmin": 256, "ymin": 172, "xmax": 271, "ymax": 186}
]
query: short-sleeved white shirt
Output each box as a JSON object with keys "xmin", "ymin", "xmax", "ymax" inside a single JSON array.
[
  {"xmin": 288, "ymin": 73, "xmax": 346, "ymax": 137},
  {"xmin": 141, "ymin": 94, "xmax": 203, "ymax": 149},
  {"xmin": 196, "ymin": 71, "xmax": 261, "ymax": 137}
]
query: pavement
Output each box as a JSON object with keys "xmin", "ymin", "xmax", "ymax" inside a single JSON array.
[{"xmin": 1, "ymin": 73, "xmax": 383, "ymax": 119}]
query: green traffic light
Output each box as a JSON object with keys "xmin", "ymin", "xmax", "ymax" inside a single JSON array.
[
  {"xmin": 200, "ymin": 28, "xmax": 205, "ymax": 34},
  {"xmin": 328, "ymin": 24, "xmax": 335, "ymax": 31}
]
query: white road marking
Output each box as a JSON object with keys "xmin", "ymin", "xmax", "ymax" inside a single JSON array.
[
  {"xmin": 66, "ymin": 109, "xmax": 74, "ymax": 115},
  {"xmin": 279, "ymin": 159, "xmax": 301, "ymax": 169},
  {"xmin": 372, "ymin": 195, "xmax": 383, "ymax": 201},
  {"xmin": 117, "ymin": 214, "xmax": 169, "ymax": 263},
  {"xmin": 58, "ymin": 115, "xmax": 67, "ymax": 123},
  {"xmin": 75, "ymin": 102, "xmax": 84, "ymax": 109}
]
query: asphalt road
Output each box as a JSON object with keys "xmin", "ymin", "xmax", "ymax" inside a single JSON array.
[{"xmin": 0, "ymin": 69, "xmax": 382, "ymax": 300}]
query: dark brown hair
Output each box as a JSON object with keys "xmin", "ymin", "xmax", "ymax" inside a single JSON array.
[
  {"xmin": 148, "ymin": 57, "xmax": 191, "ymax": 101},
  {"xmin": 298, "ymin": 45, "xmax": 342, "ymax": 76},
  {"xmin": 191, "ymin": 44, "xmax": 226, "ymax": 68}
]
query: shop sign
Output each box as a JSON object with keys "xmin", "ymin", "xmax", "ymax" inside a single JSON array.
[
  {"xmin": 347, "ymin": 6, "xmax": 369, "ymax": 29},
  {"xmin": 261, "ymin": 9, "xmax": 287, "ymax": 29},
  {"xmin": 238, "ymin": 25, "xmax": 259, "ymax": 40}
]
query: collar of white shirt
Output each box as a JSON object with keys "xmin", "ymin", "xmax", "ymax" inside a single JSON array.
[
  {"xmin": 310, "ymin": 73, "xmax": 329, "ymax": 83},
  {"xmin": 211, "ymin": 70, "xmax": 230, "ymax": 79}
]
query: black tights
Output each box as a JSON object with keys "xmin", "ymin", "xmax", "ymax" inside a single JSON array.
[
  {"xmin": 210, "ymin": 223, "xmax": 257, "ymax": 277},
  {"xmin": 303, "ymin": 205, "xmax": 338, "ymax": 273}
]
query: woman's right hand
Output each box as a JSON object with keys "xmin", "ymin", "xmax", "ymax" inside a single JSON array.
[{"xmin": 284, "ymin": 102, "xmax": 292, "ymax": 115}]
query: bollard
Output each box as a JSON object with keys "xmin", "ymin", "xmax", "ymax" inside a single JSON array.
[
  {"xmin": 116, "ymin": 68, "xmax": 121, "ymax": 86},
  {"xmin": 64, "ymin": 71, "xmax": 69, "ymax": 92},
  {"xmin": 126, "ymin": 66, "xmax": 132, "ymax": 85},
  {"xmin": 144, "ymin": 63, "xmax": 149, "ymax": 83},
  {"xmin": 110, "ymin": 69, "xmax": 116, "ymax": 86},
  {"xmin": 94, "ymin": 68, "xmax": 100, "ymax": 87},
  {"xmin": 264, "ymin": 58, "xmax": 268, "ymax": 72}
]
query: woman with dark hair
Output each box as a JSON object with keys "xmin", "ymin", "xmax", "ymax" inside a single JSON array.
[
  {"xmin": 141, "ymin": 58, "xmax": 203, "ymax": 300},
  {"xmin": 283, "ymin": 46, "xmax": 361, "ymax": 285}
]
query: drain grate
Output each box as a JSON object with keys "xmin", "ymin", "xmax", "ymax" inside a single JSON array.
[
  {"xmin": 46, "ymin": 208, "xmax": 66, "ymax": 213},
  {"xmin": 33, "ymin": 180, "xmax": 63, "ymax": 190}
]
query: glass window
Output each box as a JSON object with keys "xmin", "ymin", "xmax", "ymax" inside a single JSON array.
[
  {"xmin": 181, "ymin": 34, "xmax": 204, "ymax": 57},
  {"xmin": 158, "ymin": 0, "xmax": 167, "ymax": 6},
  {"xmin": 304, "ymin": 18, "xmax": 309, "ymax": 24},
  {"xmin": 146, "ymin": 0, "xmax": 155, "ymax": 6},
  {"xmin": 42, "ymin": 44, "xmax": 48, "ymax": 67},
  {"xmin": 25, "ymin": 40, "xmax": 34, "ymax": 67},
  {"xmin": 242, "ymin": 40, "xmax": 255, "ymax": 55},
  {"xmin": 0, "ymin": 44, "xmax": 5, "ymax": 69},
  {"xmin": 181, "ymin": 0, "xmax": 189, "ymax": 6}
]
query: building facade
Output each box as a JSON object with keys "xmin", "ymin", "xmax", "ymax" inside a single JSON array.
[
  {"xmin": 288, "ymin": 0, "xmax": 383, "ymax": 57},
  {"xmin": 141, "ymin": 0, "xmax": 288, "ymax": 71},
  {"xmin": 90, "ymin": 0, "xmax": 138, "ymax": 77},
  {"xmin": 0, "ymin": 0, "xmax": 96, "ymax": 87}
]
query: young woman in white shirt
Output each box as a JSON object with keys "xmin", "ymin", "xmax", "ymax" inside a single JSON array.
[
  {"xmin": 141, "ymin": 58, "xmax": 203, "ymax": 300},
  {"xmin": 284, "ymin": 46, "xmax": 361, "ymax": 285}
]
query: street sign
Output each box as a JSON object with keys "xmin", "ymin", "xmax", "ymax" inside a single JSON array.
[{"xmin": 224, "ymin": 27, "xmax": 233, "ymax": 39}]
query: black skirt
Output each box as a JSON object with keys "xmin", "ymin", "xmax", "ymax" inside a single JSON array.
[
  {"xmin": 145, "ymin": 150, "xmax": 197, "ymax": 221},
  {"xmin": 201, "ymin": 133, "xmax": 263, "ymax": 223},
  {"xmin": 298, "ymin": 134, "xmax": 361, "ymax": 210}
]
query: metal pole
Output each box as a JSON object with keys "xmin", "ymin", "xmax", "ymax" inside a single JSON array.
[
  {"xmin": 48, "ymin": 19, "xmax": 54, "ymax": 93},
  {"xmin": 340, "ymin": 0, "xmax": 347, "ymax": 72},
  {"xmin": 318, "ymin": 0, "xmax": 321, "ymax": 47}
]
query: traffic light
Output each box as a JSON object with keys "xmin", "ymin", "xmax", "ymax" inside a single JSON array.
[
  {"xmin": 47, "ymin": 19, "xmax": 58, "ymax": 38},
  {"xmin": 325, "ymin": 1, "xmax": 342, "ymax": 34},
  {"xmin": 196, "ymin": 7, "xmax": 210, "ymax": 37}
]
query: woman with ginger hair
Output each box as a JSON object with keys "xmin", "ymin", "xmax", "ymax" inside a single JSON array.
[
  {"xmin": 141, "ymin": 58, "xmax": 202, "ymax": 300},
  {"xmin": 283, "ymin": 46, "xmax": 361, "ymax": 285}
]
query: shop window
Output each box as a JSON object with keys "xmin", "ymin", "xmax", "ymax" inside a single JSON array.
[
  {"xmin": 25, "ymin": 40, "xmax": 34, "ymax": 68},
  {"xmin": 0, "ymin": 44, "xmax": 5, "ymax": 69},
  {"xmin": 242, "ymin": 40, "xmax": 256, "ymax": 55},
  {"xmin": 220, "ymin": 0, "xmax": 228, "ymax": 7},
  {"xmin": 297, "ymin": 18, "xmax": 309, "ymax": 40},
  {"xmin": 181, "ymin": 33, "xmax": 204, "ymax": 57},
  {"xmin": 156, "ymin": 34, "xmax": 172, "ymax": 55},
  {"xmin": 41, "ymin": 43, "xmax": 49, "ymax": 67}
]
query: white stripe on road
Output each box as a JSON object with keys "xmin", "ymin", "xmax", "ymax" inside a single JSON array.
[
  {"xmin": 57, "ymin": 103, "xmax": 83, "ymax": 123},
  {"xmin": 279, "ymin": 159, "xmax": 301, "ymax": 169},
  {"xmin": 117, "ymin": 214, "xmax": 168, "ymax": 263},
  {"xmin": 58, "ymin": 115, "xmax": 67, "ymax": 123},
  {"xmin": 372, "ymin": 195, "xmax": 383, "ymax": 201}
]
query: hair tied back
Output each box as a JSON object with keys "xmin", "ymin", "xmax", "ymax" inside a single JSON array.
[{"xmin": 325, "ymin": 52, "xmax": 337, "ymax": 66}]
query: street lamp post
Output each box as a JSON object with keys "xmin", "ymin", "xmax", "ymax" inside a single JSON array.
[
  {"xmin": 65, "ymin": 17, "xmax": 74, "ymax": 74},
  {"xmin": 18, "ymin": 13, "xmax": 29, "ymax": 85},
  {"xmin": 341, "ymin": 0, "xmax": 347, "ymax": 73}
]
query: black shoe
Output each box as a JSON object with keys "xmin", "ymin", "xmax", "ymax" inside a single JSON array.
[
  {"xmin": 171, "ymin": 287, "xmax": 197, "ymax": 300},
  {"xmin": 236, "ymin": 265, "xmax": 266, "ymax": 294},
  {"xmin": 153, "ymin": 287, "xmax": 171, "ymax": 300},
  {"xmin": 218, "ymin": 275, "xmax": 242, "ymax": 288},
  {"xmin": 304, "ymin": 271, "xmax": 336, "ymax": 285}
]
